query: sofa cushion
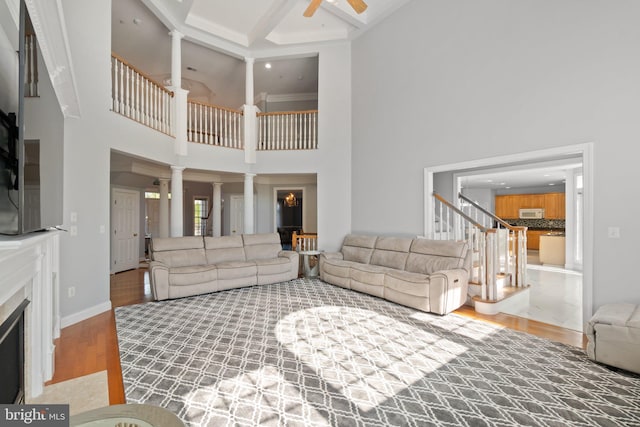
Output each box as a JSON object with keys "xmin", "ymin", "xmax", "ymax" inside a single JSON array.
[
  {"xmin": 204, "ymin": 236, "xmax": 246, "ymax": 264},
  {"xmin": 243, "ymin": 233, "xmax": 282, "ymax": 261},
  {"xmin": 169, "ymin": 265, "xmax": 217, "ymax": 286},
  {"xmin": 151, "ymin": 237, "xmax": 207, "ymax": 268},
  {"xmin": 216, "ymin": 261, "xmax": 257, "ymax": 279},
  {"xmin": 350, "ymin": 264, "xmax": 388, "ymax": 298},
  {"xmin": 384, "ymin": 270, "xmax": 430, "ymax": 297},
  {"xmin": 322, "ymin": 258, "xmax": 356, "ymax": 278},
  {"xmin": 342, "ymin": 234, "xmax": 377, "ymax": 264},
  {"xmin": 255, "ymin": 257, "xmax": 291, "ymax": 276},
  {"xmin": 370, "ymin": 237, "xmax": 412, "ymax": 270},
  {"xmin": 406, "ymin": 239, "xmax": 469, "ymax": 275}
]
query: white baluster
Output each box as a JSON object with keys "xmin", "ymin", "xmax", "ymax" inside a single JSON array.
[{"xmin": 112, "ymin": 58, "xmax": 118, "ymax": 112}]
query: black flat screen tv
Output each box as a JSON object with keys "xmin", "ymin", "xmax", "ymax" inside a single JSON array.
[{"xmin": 0, "ymin": 0, "xmax": 63, "ymax": 235}]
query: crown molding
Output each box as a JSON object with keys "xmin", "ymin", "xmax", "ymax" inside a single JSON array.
[{"xmin": 25, "ymin": 0, "xmax": 81, "ymax": 118}]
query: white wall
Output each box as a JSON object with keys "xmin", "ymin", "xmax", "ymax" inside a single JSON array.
[
  {"xmin": 44, "ymin": 0, "xmax": 353, "ymax": 323},
  {"xmin": 352, "ymin": 0, "xmax": 640, "ymax": 309}
]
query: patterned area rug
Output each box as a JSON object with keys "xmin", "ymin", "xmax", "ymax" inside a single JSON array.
[{"xmin": 115, "ymin": 278, "xmax": 640, "ymax": 426}]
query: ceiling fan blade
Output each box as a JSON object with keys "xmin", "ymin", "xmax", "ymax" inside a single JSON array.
[
  {"xmin": 303, "ymin": 0, "xmax": 323, "ymax": 17},
  {"xmin": 346, "ymin": 0, "xmax": 367, "ymax": 14}
]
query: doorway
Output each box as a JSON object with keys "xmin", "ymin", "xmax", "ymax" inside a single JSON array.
[
  {"xmin": 424, "ymin": 143, "xmax": 593, "ymax": 332},
  {"xmin": 111, "ymin": 188, "xmax": 140, "ymax": 273},
  {"xmin": 274, "ymin": 188, "xmax": 304, "ymax": 249}
]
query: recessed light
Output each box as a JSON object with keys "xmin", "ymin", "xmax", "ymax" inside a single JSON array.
[
  {"xmin": 265, "ymin": 63, "xmax": 272, "ymax": 69},
  {"xmin": 549, "ymin": 183, "xmax": 555, "ymax": 186}
]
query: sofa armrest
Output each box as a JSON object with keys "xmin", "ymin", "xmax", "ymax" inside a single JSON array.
[
  {"xmin": 428, "ymin": 268, "xmax": 469, "ymax": 315},
  {"xmin": 279, "ymin": 250, "xmax": 300, "ymax": 279},
  {"xmin": 149, "ymin": 261, "xmax": 170, "ymax": 301},
  {"xmin": 318, "ymin": 252, "xmax": 343, "ymax": 280}
]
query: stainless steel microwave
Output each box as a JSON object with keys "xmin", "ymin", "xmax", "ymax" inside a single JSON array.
[{"xmin": 519, "ymin": 208, "xmax": 545, "ymax": 219}]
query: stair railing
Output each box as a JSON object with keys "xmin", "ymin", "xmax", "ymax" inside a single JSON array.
[
  {"xmin": 457, "ymin": 193, "xmax": 527, "ymax": 288},
  {"xmin": 431, "ymin": 192, "xmax": 500, "ymax": 301},
  {"xmin": 111, "ymin": 53, "xmax": 174, "ymax": 135}
]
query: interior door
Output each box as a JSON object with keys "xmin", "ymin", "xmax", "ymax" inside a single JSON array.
[
  {"xmin": 112, "ymin": 188, "xmax": 140, "ymax": 273},
  {"xmin": 229, "ymin": 195, "xmax": 244, "ymax": 235}
]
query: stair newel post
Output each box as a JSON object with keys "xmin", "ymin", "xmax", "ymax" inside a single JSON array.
[
  {"xmin": 516, "ymin": 227, "xmax": 527, "ymax": 287},
  {"xmin": 486, "ymin": 229, "xmax": 498, "ymax": 301},
  {"xmin": 479, "ymin": 230, "xmax": 487, "ymax": 300}
]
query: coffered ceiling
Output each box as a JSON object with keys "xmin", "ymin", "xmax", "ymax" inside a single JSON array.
[{"xmin": 111, "ymin": 0, "xmax": 410, "ymax": 108}]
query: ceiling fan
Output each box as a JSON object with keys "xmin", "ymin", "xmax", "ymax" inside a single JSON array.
[{"xmin": 303, "ymin": 0, "xmax": 368, "ymax": 17}]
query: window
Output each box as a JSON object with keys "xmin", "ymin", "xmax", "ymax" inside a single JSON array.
[{"xmin": 194, "ymin": 197, "xmax": 209, "ymax": 236}]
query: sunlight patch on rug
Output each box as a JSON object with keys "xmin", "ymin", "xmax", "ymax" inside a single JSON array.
[
  {"xmin": 182, "ymin": 366, "xmax": 329, "ymax": 426},
  {"xmin": 276, "ymin": 305, "xmax": 468, "ymax": 412}
]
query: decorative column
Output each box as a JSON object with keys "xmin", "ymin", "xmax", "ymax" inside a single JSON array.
[
  {"xmin": 169, "ymin": 30, "xmax": 188, "ymax": 156},
  {"xmin": 243, "ymin": 57, "xmax": 257, "ymax": 164},
  {"xmin": 244, "ymin": 173, "xmax": 255, "ymax": 234},
  {"xmin": 170, "ymin": 166, "xmax": 185, "ymax": 237},
  {"xmin": 158, "ymin": 178, "xmax": 170, "ymax": 238},
  {"xmin": 212, "ymin": 182, "xmax": 223, "ymax": 237}
]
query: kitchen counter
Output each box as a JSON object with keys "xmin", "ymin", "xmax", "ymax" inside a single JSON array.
[{"xmin": 539, "ymin": 234, "xmax": 566, "ymax": 266}]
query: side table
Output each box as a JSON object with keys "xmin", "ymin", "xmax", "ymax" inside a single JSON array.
[{"xmin": 298, "ymin": 250, "xmax": 323, "ymax": 278}]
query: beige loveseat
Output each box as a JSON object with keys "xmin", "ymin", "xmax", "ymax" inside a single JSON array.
[
  {"xmin": 319, "ymin": 234, "xmax": 471, "ymax": 315},
  {"xmin": 149, "ymin": 233, "xmax": 298, "ymax": 301}
]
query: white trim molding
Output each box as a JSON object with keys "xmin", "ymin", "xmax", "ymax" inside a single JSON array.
[
  {"xmin": 424, "ymin": 142, "xmax": 594, "ymax": 332},
  {"xmin": 25, "ymin": 0, "xmax": 81, "ymax": 118},
  {"xmin": 60, "ymin": 300, "xmax": 111, "ymax": 329}
]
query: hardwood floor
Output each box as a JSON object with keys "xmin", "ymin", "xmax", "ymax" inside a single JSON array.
[{"xmin": 48, "ymin": 268, "xmax": 587, "ymax": 406}]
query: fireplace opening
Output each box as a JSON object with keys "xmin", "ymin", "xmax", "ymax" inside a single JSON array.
[{"xmin": 0, "ymin": 299, "xmax": 30, "ymax": 404}]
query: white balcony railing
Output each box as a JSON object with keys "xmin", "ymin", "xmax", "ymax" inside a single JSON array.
[
  {"xmin": 258, "ymin": 110, "xmax": 318, "ymax": 150},
  {"xmin": 187, "ymin": 100, "xmax": 244, "ymax": 149},
  {"xmin": 111, "ymin": 53, "xmax": 174, "ymax": 135}
]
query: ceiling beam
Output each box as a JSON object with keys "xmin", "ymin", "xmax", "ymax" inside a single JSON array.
[{"xmin": 247, "ymin": 0, "xmax": 299, "ymax": 47}]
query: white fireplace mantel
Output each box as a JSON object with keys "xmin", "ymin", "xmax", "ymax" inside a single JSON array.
[{"xmin": 0, "ymin": 230, "xmax": 60, "ymax": 399}]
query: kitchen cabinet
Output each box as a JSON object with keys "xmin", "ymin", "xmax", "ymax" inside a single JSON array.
[
  {"xmin": 495, "ymin": 195, "xmax": 518, "ymax": 219},
  {"xmin": 526, "ymin": 230, "xmax": 546, "ymax": 250},
  {"xmin": 495, "ymin": 193, "xmax": 565, "ymax": 220},
  {"xmin": 544, "ymin": 193, "xmax": 565, "ymax": 219}
]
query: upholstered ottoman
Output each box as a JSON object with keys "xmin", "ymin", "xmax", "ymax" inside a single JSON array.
[{"xmin": 587, "ymin": 304, "xmax": 640, "ymax": 374}]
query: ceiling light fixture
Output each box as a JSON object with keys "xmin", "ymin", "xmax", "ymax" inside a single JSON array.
[
  {"xmin": 265, "ymin": 63, "xmax": 272, "ymax": 69},
  {"xmin": 284, "ymin": 192, "xmax": 299, "ymax": 207}
]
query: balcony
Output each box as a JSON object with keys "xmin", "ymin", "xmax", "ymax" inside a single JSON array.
[{"xmin": 111, "ymin": 53, "xmax": 318, "ymax": 153}]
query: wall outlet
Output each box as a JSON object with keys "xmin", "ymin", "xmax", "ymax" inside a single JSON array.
[
  {"xmin": 68, "ymin": 286, "xmax": 76, "ymax": 298},
  {"xmin": 70, "ymin": 212, "xmax": 78, "ymax": 223},
  {"xmin": 607, "ymin": 227, "xmax": 620, "ymax": 239},
  {"xmin": 70, "ymin": 226, "xmax": 78, "ymax": 236}
]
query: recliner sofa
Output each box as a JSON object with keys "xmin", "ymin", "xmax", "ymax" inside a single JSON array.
[
  {"xmin": 149, "ymin": 233, "xmax": 298, "ymax": 300},
  {"xmin": 319, "ymin": 234, "xmax": 471, "ymax": 315}
]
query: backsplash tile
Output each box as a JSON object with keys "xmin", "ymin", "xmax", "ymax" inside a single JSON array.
[{"xmin": 503, "ymin": 219, "xmax": 565, "ymax": 229}]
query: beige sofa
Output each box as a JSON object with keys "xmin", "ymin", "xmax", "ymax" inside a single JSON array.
[
  {"xmin": 587, "ymin": 303, "xmax": 640, "ymax": 374},
  {"xmin": 149, "ymin": 233, "xmax": 298, "ymax": 301},
  {"xmin": 319, "ymin": 234, "xmax": 471, "ymax": 315}
]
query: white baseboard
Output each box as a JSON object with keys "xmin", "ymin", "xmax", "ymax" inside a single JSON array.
[{"xmin": 61, "ymin": 300, "xmax": 112, "ymax": 329}]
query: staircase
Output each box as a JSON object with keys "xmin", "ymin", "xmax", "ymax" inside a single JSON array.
[{"xmin": 429, "ymin": 192, "xmax": 530, "ymax": 315}]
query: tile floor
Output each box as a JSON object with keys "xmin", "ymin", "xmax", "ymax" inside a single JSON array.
[{"xmin": 501, "ymin": 250, "xmax": 583, "ymax": 332}]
